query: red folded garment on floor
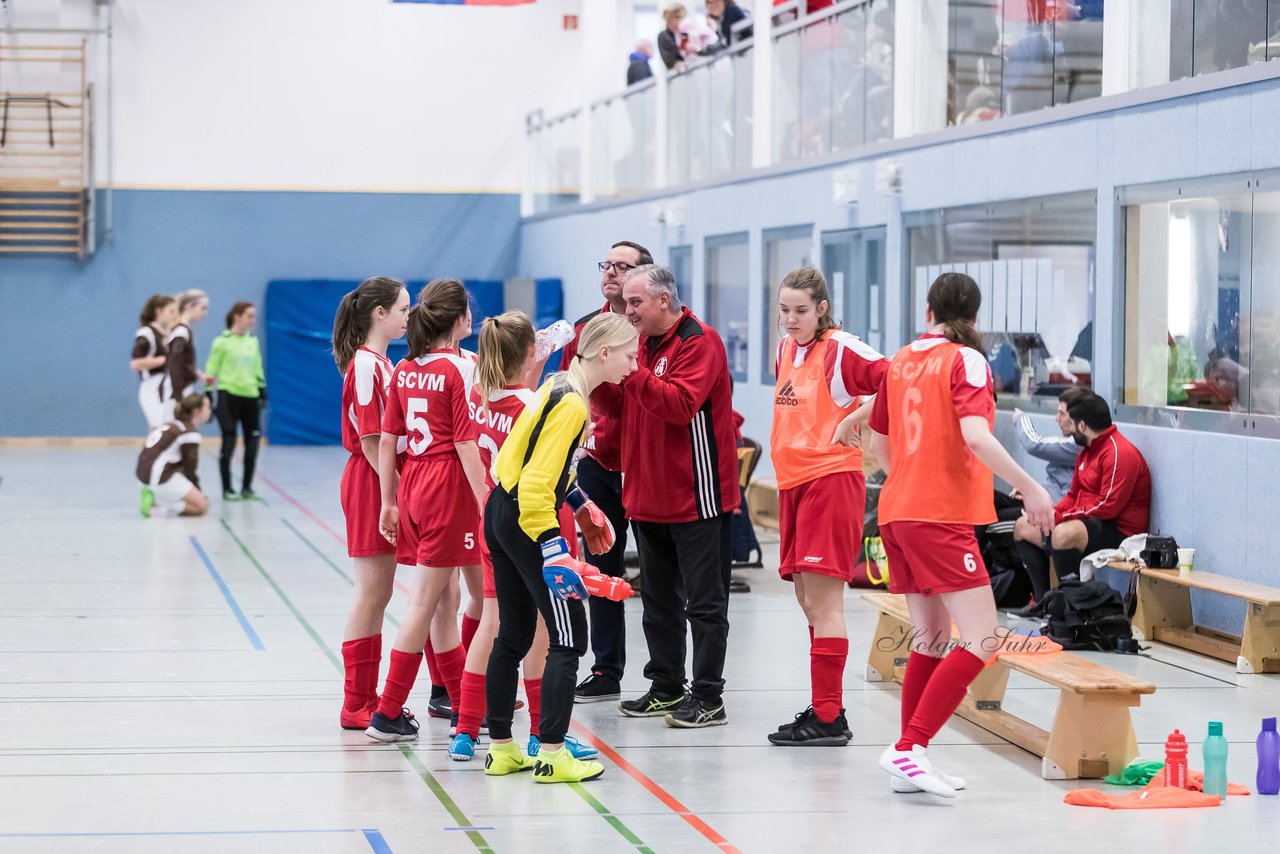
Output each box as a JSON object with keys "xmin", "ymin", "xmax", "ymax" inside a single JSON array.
[{"xmin": 1064, "ymin": 787, "xmax": 1222, "ymax": 809}]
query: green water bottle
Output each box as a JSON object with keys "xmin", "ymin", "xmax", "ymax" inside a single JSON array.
[{"xmin": 1203, "ymin": 721, "xmax": 1229, "ymax": 797}]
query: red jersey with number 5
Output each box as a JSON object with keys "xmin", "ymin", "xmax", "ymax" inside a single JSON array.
[
  {"xmin": 382, "ymin": 349, "xmax": 478, "ymax": 461},
  {"xmin": 869, "ymin": 334, "xmax": 996, "ymax": 525},
  {"xmin": 468, "ymin": 385, "xmax": 536, "ymax": 490}
]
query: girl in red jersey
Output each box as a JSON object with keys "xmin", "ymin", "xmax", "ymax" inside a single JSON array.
[
  {"xmin": 447, "ymin": 311, "xmax": 599, "ymax": 763},
  {"xmin": 766, "ymin": 267, "xmax": 888, "ymax": 747},
  {"xmin": 868, "ymin": 272, "xmax": 1053, "ymax": 798},
  {"xmin": 366, "ymin": 278, "xmax": 488, "ymax": 742},
  {"xmin": 331, "ymin": 276, "xmax": 411, "ymax": 730}
]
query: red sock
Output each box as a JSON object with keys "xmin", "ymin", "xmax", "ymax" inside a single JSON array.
[
  {"xmin": 424, "ymin": 638, "xmax": 444, "ymax": 690},
  {"xmin": 900, "ymin": 652, "xmax": 944, "ymax": 733},
  {"xmin": 436, "ymin": 644, "xmax": 467, "ymax": 714},
  {"xmin": 897, "ymin": 648, "xmax": 986, "ymax": 750},
  {"xmin": 460, "ymin": 614, "xmax": 481, "ymax": 653},
  {"xmin": 377, "ymin": 649, "xmax": 423, "ymax": 718},
  {"xmin": 341, "ymin": 637, "xmax": 369, "ymax": 713},
  {"xmin": 364, "ymin": 633, "xmax": 383, "ymax": 707},
  {"xmin": 810, "ymin": 637, "xmax": 848, "ymax": 724},
  {"xmin": 524, "ymin": 677, "xmax": 542, "ymax": 738},
  {"xmin": 455, "ymin": 669, "xmax": 487, "ymax": 739}
]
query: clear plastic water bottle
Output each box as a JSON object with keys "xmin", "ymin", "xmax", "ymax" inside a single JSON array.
[
  {"xmin": 1203, "ymin": 721, "xmax": 1229, "ymax": 797},
  {"xmin": 535, "ymin": 320, "xmax": 575, "ymax": 362},
  {"xmin": 1257, "ymin": 717, "xmax": 1280, "ymax": 795}
]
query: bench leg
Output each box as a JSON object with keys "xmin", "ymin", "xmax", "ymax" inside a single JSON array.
[
  {"xmin": 1239, "ymin": 603, "xmax": 1280, "ymax": 674},
  {"xmin": 865, "ymin": 610, "xmax": 910, "ymax": 682},
  {"xmin": 1134, "ymin": 573, "xmax": 1193, "ymax": 642},
  {"xmin": 1042, "ymin": 690, "xmax": 1140, "ymax": 780}
]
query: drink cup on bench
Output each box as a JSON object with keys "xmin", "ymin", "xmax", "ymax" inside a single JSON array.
[{"xmin": 1177, "ymin": 548, "xmax": 1195, "ymax": 579}]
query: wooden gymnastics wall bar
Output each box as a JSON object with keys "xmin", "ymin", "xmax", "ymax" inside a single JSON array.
[{"xmin": 0, "ymin": 39, "xmax": 89, "ymax": 257}]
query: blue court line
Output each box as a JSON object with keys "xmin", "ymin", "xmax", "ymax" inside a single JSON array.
[
  {"xmin": 189, "ymin": 535, "xmax": 265, "ymax": 651},
  {"xmin": 362, "ymin": 828, "xmax": 394, "ymax": 853}
]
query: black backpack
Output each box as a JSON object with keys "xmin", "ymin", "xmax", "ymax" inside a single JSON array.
[{"xmin": 1041, "ymin": 579, "xmax": 1134, "ymax": 652}]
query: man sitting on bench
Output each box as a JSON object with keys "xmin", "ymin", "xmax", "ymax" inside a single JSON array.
[{"xmin": 1010, "ymin": 393, "xmax": 1152, "ymax": 615}]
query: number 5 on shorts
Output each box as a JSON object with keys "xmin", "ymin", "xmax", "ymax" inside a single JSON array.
[{"xmin": 464, "ymin": 532, "xmax": 475, "ymax": 550}]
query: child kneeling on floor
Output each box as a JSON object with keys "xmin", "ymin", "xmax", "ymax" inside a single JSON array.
[{"xmin": 137, "ymin": 393, "xmax": 212, "ymax": 518}]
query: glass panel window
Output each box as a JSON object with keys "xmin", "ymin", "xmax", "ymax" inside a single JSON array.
[
  {"xmin": 906, "ymin": 194, "xmax": 1096, "ymax": 404},
  {"xmin": 1170, "ymin": 0, "xmax": 1276, "ymax": 79},
  {"xmin": 865, "ymin": 0, "xmax": 896, "ymax": 142},
  {"xmin": 670, "ymin": 244, "xmax": 694, "ymax": 309},
  {"xmin": 707, "ymin": 233, "xmax": 751, "ymax": 382},
  {"xmin": 1124, "ymin": 194, "xmax": 1251, "ymax": 413},
  {"xmin": 762, "ymin": 226, "xmax": 815, "ymax": 383}
]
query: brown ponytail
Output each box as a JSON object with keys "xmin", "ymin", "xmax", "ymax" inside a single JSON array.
[
  {"xmin": 406, "ymin": 279, "xmax": 470, "ymax": 359},
  {"xmin": 778, "ymin": 266, "xmax": 838, "ymax": 338},
  {"xmin": 139, "ymin": 294, "xmax": 175, "ymax": 326},
  {"xmin": 475, "ymin": 311, "xmax": 536, "ymax": 417},
  {"xmin": 332, "ymin": 276, "xmax": 408, "ymax": 373},
  {"xmin": 173, "ymin": 392, "xmax": 206, "ymax": 424},
  {"xmin": 926, "ymin": 272, "xmax": 984, "ymax": 352}
]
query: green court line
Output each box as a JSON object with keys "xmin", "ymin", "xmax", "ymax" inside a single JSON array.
[
  {"xmin": 219, "ymin": 519, "xmax": 340, "ymax": 670},
  {"xmin": 569, "ymin": 783, "xmax": 656, "ymax": 854},
  {"xmin": 279, "ymin": 517, "xmax": 401, "ymax": 628},
  {"xmin": 218, "ymin": 518, "xmax": 493, "ymax": 854},
  {"xmin": 398, "ymin": 747, "xmax": 495, "ymax": 853}
]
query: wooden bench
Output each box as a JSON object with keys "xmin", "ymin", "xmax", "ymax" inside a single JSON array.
[
  {"xmin": 1107, "ymin": 559, "xmax": 1280, "ymax": 674},
  {"xmin": 745, "ymin": 477, "xmax": 779, "ymax": 531},
  {"xmin": 861, "ymin": 591, "xmax": 1156, "ymax": 780}
]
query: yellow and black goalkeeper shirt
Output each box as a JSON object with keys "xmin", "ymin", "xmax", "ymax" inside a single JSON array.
[{"xmin": 493, "ymin": 376, "xmax": 587, "ymax": 543}]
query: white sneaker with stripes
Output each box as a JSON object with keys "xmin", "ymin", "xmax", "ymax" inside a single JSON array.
[{"xmin": 878, "ymin": 744, "xmax": 957, "ymax": 798}]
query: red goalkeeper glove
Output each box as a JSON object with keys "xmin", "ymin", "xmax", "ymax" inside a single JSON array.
[
  {"xmin": 577, "ymin": 562, "xmax": 634, "ymax": 601},
  {"xmin": 566, "ymin": 486, "xmax": 615, "ymax": 555}
]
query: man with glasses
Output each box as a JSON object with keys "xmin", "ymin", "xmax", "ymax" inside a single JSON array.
[{"xmin": 564, "ymin": 240, "xmax": 654, "ymax": 704}]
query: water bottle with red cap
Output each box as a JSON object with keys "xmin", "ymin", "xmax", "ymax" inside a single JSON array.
[{"xmin": 1164, "ymin": 729, "xmax": 1188, "ymax": 788}]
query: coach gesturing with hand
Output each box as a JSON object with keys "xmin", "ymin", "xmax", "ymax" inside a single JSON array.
[{"xmin": 595, "ymin": 265, "xmax": 740, "ymax": 728}]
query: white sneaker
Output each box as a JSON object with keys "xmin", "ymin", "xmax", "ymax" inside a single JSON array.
[
  {"xmin": 878, "ymin": 744, "xmax": 957, "ymax": 798},
  {"xmin": 890, "ymin": 768, "xmax": 967, "ymax": 793}
]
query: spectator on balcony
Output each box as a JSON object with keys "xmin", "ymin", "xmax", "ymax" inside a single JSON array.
[
  {"xmin": 628, "ymin": 40, "xmax": 655, "ymax": 85},
  {"xmin": 705, "ymin": 0, "xmax": 752, "ymax": 53},
  {"xmin": 658, "ymin": 4, "xmax": 688, "ymax": 70}
]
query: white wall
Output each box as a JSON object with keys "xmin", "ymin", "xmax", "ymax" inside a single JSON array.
[{"xmin": 103, "ymin": 0, "xmax": 587, "ymax": 191}]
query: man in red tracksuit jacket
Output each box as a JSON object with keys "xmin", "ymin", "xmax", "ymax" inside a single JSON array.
[
  {"xmin": 562, "ymin": 239, "xmax": 654, "ymax": 705},
  {"xmin": 1013, "ymin": 393, "xmax": 1152, "ymax": 609},
  {"xmin": 593, "ymin": 264, "xmax": 740, "ymax": 728}
]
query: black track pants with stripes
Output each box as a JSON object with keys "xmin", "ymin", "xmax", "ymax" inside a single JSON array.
[{"xmin": 484, "ymin": 487, "xmax": 588, "ymax": 744}]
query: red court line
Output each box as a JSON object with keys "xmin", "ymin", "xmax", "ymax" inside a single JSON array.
[
  {"xmin": 570, "ymin": 719, "xmax": 743, "ymax": 854},
  {"xmin": 258, "ymin": 472, "xmax": 411, "ymax": 596}
]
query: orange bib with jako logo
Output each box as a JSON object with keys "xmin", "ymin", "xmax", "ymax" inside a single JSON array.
[{"xmin": 770, "ymin": 336, "xmax": 861, "ymax": 491}]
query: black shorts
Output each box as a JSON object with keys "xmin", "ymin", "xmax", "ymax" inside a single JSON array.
[{"xmin": 1045, "ymin": 517, "xmax": 1125, "ymax": 553}]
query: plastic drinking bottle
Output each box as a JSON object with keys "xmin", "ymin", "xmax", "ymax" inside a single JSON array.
[
  {"xmin": 1164, "ymin": 729, "xmax": 1188, "ymax": 788},
  {"xmin": 1203, "ymin": 721, "xmax": 1229, "ymax": 797},
  {"xmin": 534, "ymin": 320, "xmax": 575, "ymax": 362},
  {"xmin": 1257, "ymin": 717, "xmax": 1280, "ymax": 795}
]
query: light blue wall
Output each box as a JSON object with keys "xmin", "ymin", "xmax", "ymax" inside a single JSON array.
[
  {"xmin": 0, "ymin": 189, "xmax": 520, "ymax": 437},
  {"xmin": 519, "ymin": 73, "xmax": 1280, "ymax": 627}
]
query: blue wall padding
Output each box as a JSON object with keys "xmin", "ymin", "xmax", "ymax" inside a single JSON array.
[{"xmin": 265, "ymin": 278, "xmax": 560, "ymax": 445}]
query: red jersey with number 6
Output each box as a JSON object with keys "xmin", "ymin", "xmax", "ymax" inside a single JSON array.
[
  {"xmin": 869, "ymin": 334, "xmax": 996, "ymax": 525},
  {"xmin": 382, "ymin": 349, "xmax": 478, "ymax": 461}
]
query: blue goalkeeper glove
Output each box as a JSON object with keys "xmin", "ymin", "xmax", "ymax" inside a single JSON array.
[{"xmin": 542, "ymin": 536, "xmax": 588, "ymax": 601}]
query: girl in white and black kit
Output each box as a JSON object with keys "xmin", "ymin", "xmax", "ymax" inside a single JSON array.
[
  {"xmin": 137, "ymin": 393, "xmax": 212, "ymax": 518},
  {"xmin": 163, "ymin": 289, "xmax": 210, "ymax": 420},
  {"xmin": 130, "ymin": 295, "xmax": 179, "ymax": 429}
]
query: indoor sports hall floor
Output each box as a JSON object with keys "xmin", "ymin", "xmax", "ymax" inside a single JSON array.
[{"xmin": 3, "ymin": 445, "xmax": 1278, "ymax": 853}]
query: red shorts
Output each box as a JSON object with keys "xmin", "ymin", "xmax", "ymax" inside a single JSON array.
[
  {"xmin": 880, "ymin": 520, "xmax": 989, "ymax": 596},
  {"xmin": 482, "ymin": 502, "xmax": 577, "ymax": 598},
  {"xmin": 340, "ymin": 453, "xmax": 394, "ymax": 558},
  {"xmin": 778, "ymin": 470, "xmax": 865, "ymax": 582},
  {"xmin": 396, "ymin": 456, "xmax": 481, "ymax": 568}
]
